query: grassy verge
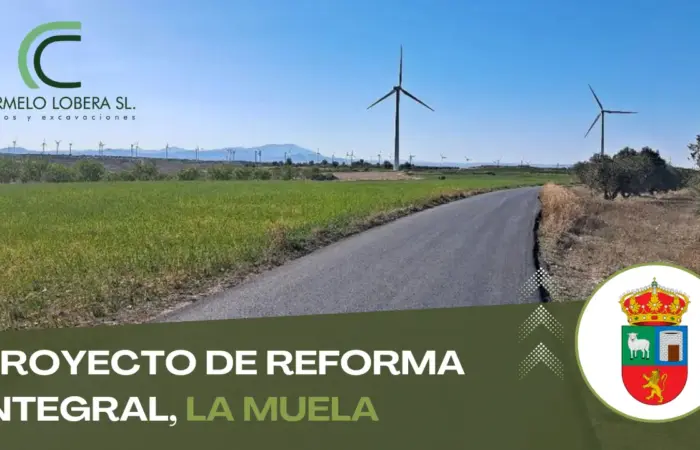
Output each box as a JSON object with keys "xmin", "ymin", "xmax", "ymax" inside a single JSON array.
[
  {"xmin": 1, "ymin": 174, "xmax": 569, "ymax": 330},
  {"xmin": 537, "ymin": 183, "xmax": 700, "ymax": 301}
]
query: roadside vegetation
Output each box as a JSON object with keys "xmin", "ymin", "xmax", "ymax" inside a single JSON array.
[
  {"xmin": 0, "ymin": 170, "xmax": 569, "ymax": 330},
  {"xmin": 538, "ymin": 139, "xmax": 700, "ymax": 301},
  {"xmin": 0, "ymin": 154, "xmax": 569, "ymax": 184}
]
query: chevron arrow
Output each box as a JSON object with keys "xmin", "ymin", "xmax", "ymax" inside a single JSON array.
[
  {"xmin": 519, "ymin": 267, "xmax": 562, "ymax": 302},
  {"xmin": 518, "ymin": 305, "xmax": 564, "ymax": 342},
  {"xmin": 518, "ymin": 343, "xmax": 564, "ymax": 380}
]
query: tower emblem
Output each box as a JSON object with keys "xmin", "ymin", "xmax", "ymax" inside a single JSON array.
[{"xmin": 620, "ymin": 278, "xmax": 689, "ymax": 405}]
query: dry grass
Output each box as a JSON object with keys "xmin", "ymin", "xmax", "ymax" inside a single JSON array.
[{"xmin": 538, "ymin": 184, "xmax": 700, "ymax": 301}]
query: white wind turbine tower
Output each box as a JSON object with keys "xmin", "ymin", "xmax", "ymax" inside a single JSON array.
[
  {"xmin": 346, "ymin": 150, "xmax": 354, "ymax": 165},
  {"xmin": 195, "ymin": 146, "xmax": 200, "ymax": 161},
  {"xmin": 409, "ymin": 154, "xmax": 415, "ymax": 166},
  {"xmin": 494, "ymin": 158, "xmax": 501, "ymax": 168},
  {"xmin": 316, "ymin": 148, "xmax": 320, "ymax": 163},
  {"xmin": 55, "ymin": 140, "xmax": 61, "ymax": 155},
  {"xmin": 165, "ymin": 143, "xmax": 169, "ymax": 159},
  {"xmin": 258, "ymin": 148, "xmax": 263, "ymax": 163},
  {"xmin": 331, "ymin": 153, "xmax": 335, "ymax": 164},
  {"xmin": 367, "ymin": 45, "xmax": 434, "ymax": 171},
  {"xmin": 377, "ymin": 150, "xmax": 382, "ymax": 165},
  {"xmin": 440, "ymin": 153, "xmax": 446, "ymax": 167},
  {"xmin": 12, "ymin": 139, "xmax": 17, "ymax": 154},
  {"xmin": 134, "ymin": 142, "xmax": 139, "ymax": 157},
  {"xmin": 41, "ymin": 139, "xmax": 46, "ymax": 154},
  {"xmin": 130, "ymin": 143, "xmax": 134, "ymax": 157},
  {"xmin": 68, "ymin": 142, "xmax": 73, "ymax": 156},
  {"xmin": 99, "ymin": 141, "xmax": 104, "ymax": 156}
]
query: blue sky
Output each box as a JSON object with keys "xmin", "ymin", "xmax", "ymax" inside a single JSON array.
[{"xmin": 1, "ymin": 0, "xmax": 699, "ymax": 166}]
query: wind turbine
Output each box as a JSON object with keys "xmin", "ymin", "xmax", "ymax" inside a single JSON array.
[
  {"xmin": 134, "ymin": 142, "xmax": 139, "ymax": 157},
  {"xmin": 584, "ymin": 84, "xmax": 637, "ymax": 156},
  {"xmin": 440, "ymin": 154, "xmax": 446, "ymax": 167},
  {"xmin": 367, "ymin": 45, "xmax": 434, "ymax": 171},
  {"xmin": 55, "ymin": 140, "xmax": 61, "ymax": 155},
  {"xmin": 409, "ymin": 154, "xmax": 415, "ymax": 166},
  {"xmin": 346, "ymin": 150, "xmax": 354, "ymax": 166},
  {"xmin": 377, "ymin": 151, "xmax": 382, "ymax": 165},
  {"xmin": 316, "ymin": 148, "xmax": 321, "ymax": 163},
  {"xmin": 98, "ymin": 141, "xmax": 104, "ymax": 156},
  {"xmin": 130, "ymin": 144, "xmax": 134, "ymax": 157},
  {"xmin": 12, "ymin": 139, "xmax": 17, "ymax": 154},
  {"xmin": 68, "ymin": 142, "xmax": 73, "ymax": 156},
  {"xmin": 165, "ymin": 143, "xmax": 169, "ymax": 159},
  {"xmin": 258, "ymin": 148, "xmax": 263, "ymax": 163},
  {"xmin": 41, "ymin": 139, "xmax": 46, "ymax": 154},
  {"xmin": 195, "ymin": 146, "xmax": 200, "ymax": 161},
  {"xmin": 494, "ymin": 158, "xmax": 501, "ymax": 168}
]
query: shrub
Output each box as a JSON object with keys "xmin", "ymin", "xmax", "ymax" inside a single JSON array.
[
  {"xmin": 575, "ymin": 148, "xmax": 681, "ymax": 199},
  {"xmin": 177, "ymin": 167, "xmax": 202, "ymax": 181},
  {"xmin": 130, "ymin": 160, "xmax": 160, "ymax": 181},
  {"xmin": 281, "ymin": 165, "xmax": 295, "ymax": 180},
  {"xmin": 75, "ymin": 159, "xmax": 106, "ymax": 182},
  {"xmin": 0, "ymin": 158, "xmax": 20, "ymax": 183},
  {"xmin": 42, "ymin": 164, "xmax": 76, "ymax": 183},
  {"xmin": 234, "ymin": 168, "xmax": 252, "ymax": 180},
  {"xmin": 208, "ymin": 165, "xmax": 234, "ymax": 180},
  {"xmin": 19, "ymin": 158, "xmax": 50, "ymax": 183},
  {"xmin": 309, "ymin": 172, "xmax": 337, "ymax": 181},
  {"xmin": 106, "ymin": 171, "xmax": 136, "ymax": 182}
]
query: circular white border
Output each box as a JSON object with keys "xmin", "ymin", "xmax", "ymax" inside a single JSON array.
[{"xmin": 576, "ymin": 264, "xmax": 700, "ymax": 421}]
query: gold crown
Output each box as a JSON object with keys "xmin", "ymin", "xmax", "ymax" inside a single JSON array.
[{"xmin": 619, "ymin": 278, "xmax": 690, "ymax": 326}]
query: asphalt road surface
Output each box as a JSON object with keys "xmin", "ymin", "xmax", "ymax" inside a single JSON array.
[{"xmin": 161, "ymin": 186, "xmax": 543, "ymax": 323}]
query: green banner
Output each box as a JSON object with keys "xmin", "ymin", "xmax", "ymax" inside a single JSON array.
[{"xmin": 0, "ymin": 302, "xmax": 697, "ymax": 449}]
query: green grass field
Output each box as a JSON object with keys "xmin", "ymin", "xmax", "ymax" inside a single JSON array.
[{"xmin": 0, "ymin": 172, "xmax": 571, "ymax": 329}]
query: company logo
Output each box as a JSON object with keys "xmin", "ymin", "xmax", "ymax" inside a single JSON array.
[
  {"xmin": 577, "ymin": 263, "xmax": 700, "ymax": 422},
  {"xmin": 2, "ymin": 21, "xmax": 137, "ymax": 123},
  {"xmin": 18, "ymin": 21, "xmax": 82, "ymax": 89}
]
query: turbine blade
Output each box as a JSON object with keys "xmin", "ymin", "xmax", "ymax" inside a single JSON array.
[
  {"xmin": 367, "ymin": 89, "xmax": 395, "ymax": 109},
  {"xmin": 584, "ymin": 113, "xmax": 601, "ymax": 138},
  {"xmin": 606, "ymin": 110, "xmax": 637, "ymax": 114},
  {"xmin": 399, "ymin": 45, "xmax": 403, "ymax": 87},
  {"xmin": 588, "ymin": 84, "xmax": 603, "ymax": 110},
  {"xmin": 400, "ymin": 88, "xmax": 434, "ymax": 111}
]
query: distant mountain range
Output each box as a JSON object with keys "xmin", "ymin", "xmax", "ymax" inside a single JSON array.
[{"xmin": 0, "ymin": 143, "xmax": 569, "ymax": 168}]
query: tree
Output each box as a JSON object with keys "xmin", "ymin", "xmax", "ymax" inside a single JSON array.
[
  {"xmin": 688, "ymin": 135, "xmax": 700, "ymax": 168},
  {"xmin": 575, "ymin": 147, "xmax": 679, "ymax": 199},
  {"xmin": 75, "ymin": 159, "xmax": 106, "ymax": 182}
]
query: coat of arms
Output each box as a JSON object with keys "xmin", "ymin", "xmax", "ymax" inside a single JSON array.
[{"xmin": 620, "ymin": 278, "xmax": 690, "ymax": 405}]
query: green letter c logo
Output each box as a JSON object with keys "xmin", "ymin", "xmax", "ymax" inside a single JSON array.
[{"xmin": 18, "ymin": 21, "xmax": 82, "ymax": 89}]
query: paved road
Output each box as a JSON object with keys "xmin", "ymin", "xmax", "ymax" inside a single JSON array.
[{"xmin": 160, "ymin": 186, "xmax": 543, "ymax": 323}]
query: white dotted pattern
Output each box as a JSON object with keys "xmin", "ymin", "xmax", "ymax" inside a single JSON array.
[
  {"xmin": 518, "ymin": 305, "xmax": 565, "ymax": 342},
  {"xmin": 519, "ymin": 268, "xmax": 563, "ymax": 302},
  {"xmin": 518, "ymin": 342, "xmax": 564, "ymax": 380}
]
